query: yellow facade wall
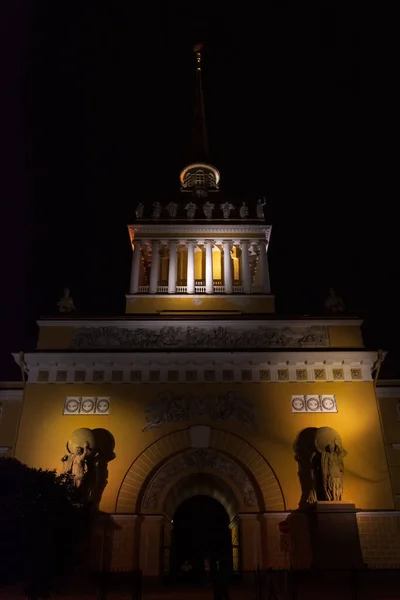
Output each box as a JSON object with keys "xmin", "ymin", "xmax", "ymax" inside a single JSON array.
[
  {"xmin": 328, "ymin": 325, "xmax": 364, "ymax": 348},
  {"xmin": 14, "ymin": 381, "xmax": 393, "ymax": 515},
  {"xmin": 125, "ymin": 295, "xmax": 275, "ymax": 314},
  {"xmin": 37, "ymin": 326, "xmax": 74, "ymax": 350}
]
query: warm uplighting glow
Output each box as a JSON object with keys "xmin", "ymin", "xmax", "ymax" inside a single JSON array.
[{"xmin": 212, "ymin": 246, "xmax": 222, "ymax": 280}]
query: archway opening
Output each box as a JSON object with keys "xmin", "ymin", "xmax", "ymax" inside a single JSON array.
[{"xmin": 170, "ymin": 495, "xmax": 232, "ymax": 584}]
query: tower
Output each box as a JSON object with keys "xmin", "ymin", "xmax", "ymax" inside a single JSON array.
[{"xmin": 127, "ymin": 44, "xmax": 273, "ymax": 315}]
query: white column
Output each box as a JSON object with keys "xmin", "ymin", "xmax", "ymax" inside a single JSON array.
[
  {"xmin": 205, "ymin": 240, "xmax": 214, "ymax": 294},
  {"xmin": 240, "ymin": 240, "xmax": 251, "ymax": 293},
  {"xmin": 130, "ymin": 240, "xmax": 141, "ymax": 293},
  {"xmin": 149, "ymin": 240, "xmax": 160, "ymax": 293},
  {"xmin": 223, "ymin": 240, "xmax": 233, "ymax": 294},
  {"xmin": 258, "ymin": 240, "xmax": 270, "ymax": 293},
  {"xmin": 186, "ymin": 241, "xmax": 195, "ymax": 294},
  {"xmin": 168, "ymin": 240, "xmax": 177, "ymax": 293}
]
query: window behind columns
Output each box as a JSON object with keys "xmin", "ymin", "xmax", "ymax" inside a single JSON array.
[
  {"xmin": 231, "ymin": 247, "xmax": 240, "ymax": 282},
  {"xmin": 160, "ymin": 248, "xmax": 169, "ymax": 284},
  {"xmin": 194, "ymin": 247, "xmax": 203, "ymax": 281},
  {"xmin": 212, "ymin": 247, "xmax": 222, "ymax": 281},
  {"xmin": 178, "ymin": 249, "xmax": 188, "ymax": 284}
]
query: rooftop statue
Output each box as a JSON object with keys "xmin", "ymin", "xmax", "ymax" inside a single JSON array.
[
  {"xmin": 239, "ymin": 202, "xmax": 248, "ymax": 218},
  {"xmin": 57, "ymin": 287, "xmax": 76, "ymax": 313},
  {"xmin": 256, "ymin": 197, "xmax": 266, "ymax": 219},
  {"xmin": 203, "ymin": 201, "xmax": 215, "ymax": 219},
  {"xmin": 151, "ymin": 202, "xmax": 162, "ymax": 219},
  {"xmin": 184, "ymin": 201, "xmax": 197, "ymax": 219},
  {"xmin": 324, "ymin": 288, "xmax": 345, "ymax": 314},
  {"xmin": 135, "ymin": 203, "xmax": 144, "ymax": 218},
  {"xmin": 165, "ymin": 201, "xmax": 178, "ymax": 218},
  {"xmin": 220, "ymin": 202, "xmax": 234, "ymax": 219}
]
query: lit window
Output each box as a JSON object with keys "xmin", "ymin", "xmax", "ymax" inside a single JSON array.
[{"xmin": 195, "ymin": 170, "xmax": 205, "ymax": 186}]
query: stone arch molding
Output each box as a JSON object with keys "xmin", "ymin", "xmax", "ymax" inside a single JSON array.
[
  {"xmin": 142, "ymin": 390, "xmax": 256, "ymax": 432},
  {"xmin": 163, "ymin": 473, "xmax": 240, "ymax": 520},
  {"xmin": 142, "ymin": 448, "xmax": 257, "ymax": 510},
  {"xmin": 115, "ymin": 426, "xmax": 286, "ymax": 513}
]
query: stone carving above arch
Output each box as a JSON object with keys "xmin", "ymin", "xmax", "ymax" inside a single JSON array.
[
  {"xmin": 115, "ymin": 427, "xmax": 286, "ymax": 513},
  {"xmin": 142, "ymin": 448, "xmax": 257, "ymax": 509},
  {"xmin": 71, "ymin": 324, "xmax": 328, "ymax": 350},
  {"xmin": 143, "ymin": 390, "xmax": 255, "ymax": 431}
]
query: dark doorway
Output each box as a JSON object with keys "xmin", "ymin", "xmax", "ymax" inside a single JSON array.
[{"xmin": 170, "ymin": 495, "xmax": 232, "ymax": 584}]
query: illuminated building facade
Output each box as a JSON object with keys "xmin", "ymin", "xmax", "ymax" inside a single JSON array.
[{"xmin": 1, "ymin": 47, "xmax": 400, "ymax": 576}]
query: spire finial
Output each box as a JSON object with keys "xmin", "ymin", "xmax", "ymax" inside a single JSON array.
[{"xmin": 193, "ymin": 42, "xmax": 203, "ymax": 71}]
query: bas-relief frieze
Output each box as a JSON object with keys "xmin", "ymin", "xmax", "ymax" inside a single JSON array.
[
  {"xmin": 71, "ymin": 325, "xmax": 329, "ymax": 350},
  {"xmin": 143, "ymin": 448, "xmax": 257, "ymax": 508},
  {"xmin": 142, "ymin": 391, "xmax": 255, "ymax": 431}
]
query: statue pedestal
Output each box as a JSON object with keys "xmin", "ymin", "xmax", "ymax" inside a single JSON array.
[{"xmin": 309, "ymin": 502, "xmax": 364, "ymax": 569}]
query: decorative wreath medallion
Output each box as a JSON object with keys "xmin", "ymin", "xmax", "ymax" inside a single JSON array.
[
  {"xmin": 321, "ymin": 396, "xmax": 335, "ymax": 411},
  {"xmin": 292, "ymin": 397, "xmax": 305, "ymax": 411},
  {"xmin": 65, "ymin": 398, "xmax": 80, "ymax": 413},
  {"xmin": 81, "ymin": 398, "xmax": 95, "ymax": 413},
  {"xmin": 306, "ymin": 397, "xmax": 320, "ymax": 411},
  {"xmin": 96, "ymin": 398, "xmax": 110, "ymax": 414}
]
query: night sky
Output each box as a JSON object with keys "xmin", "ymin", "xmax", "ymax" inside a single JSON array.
[{"xmin": 1, "ymin": 3, "xmax": 397, "ymax": 379}]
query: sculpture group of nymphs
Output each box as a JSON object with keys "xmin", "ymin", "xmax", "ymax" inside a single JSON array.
[{"xmin": 135, "ymin": 197, "xmax": 266, "ymax": 220}]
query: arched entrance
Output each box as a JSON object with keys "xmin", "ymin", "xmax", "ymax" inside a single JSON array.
[
  {"xmin": 170, "ymin": 495, "xmax": 231, "ymax": 584},
  {"xmin": 115, "ymin": 427, "xmax": 286, "ymax": 576}
]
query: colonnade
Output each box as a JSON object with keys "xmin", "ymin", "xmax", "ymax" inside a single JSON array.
[{"xmin": 130, "ymin": 239, "xmax": 270, "ymax": 295}]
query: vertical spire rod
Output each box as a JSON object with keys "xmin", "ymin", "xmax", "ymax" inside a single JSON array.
[{"xmin": 192, "ymin": 43, "xmax": 209, "ymax": 160}]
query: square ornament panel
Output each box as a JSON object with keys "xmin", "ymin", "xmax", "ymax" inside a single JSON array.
[
  {"xmin": 63, "ymin": 396, "xmax": 110, "ymax": 415},
  {"xmin": 291, "ymin": 394, "xmax": 337, "ymax": 413}
]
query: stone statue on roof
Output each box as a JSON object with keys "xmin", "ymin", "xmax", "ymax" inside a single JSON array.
[
  {"xmin": 220, "ymin": 202, "xmax": 234, "ymax": 219},
  {"xmin": 166, "ymin": 201, "xmax": 178, "ymax": 218},
  {"xmin": 324, "ymin": 288, "xmax": 345, "ymax": 314},
  {"xmin": 57, "ymin": 288, "xmax": 76, "ymax": 313},
  {"xmin": 256, "ymin": 197, "xmax": 266, "ymax": 219},
  {"xmin": 239, "ymin": 202, "xmax": 248, "ymax": 218}
]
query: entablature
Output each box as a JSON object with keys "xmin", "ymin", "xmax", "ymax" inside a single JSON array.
[
  {"xmin": 128, "ymin": 223, "xmax": 272, "ymax": 246},
  {"xmin": 15, "ymin": 349, "xmax": 377, "ymax": 384}
]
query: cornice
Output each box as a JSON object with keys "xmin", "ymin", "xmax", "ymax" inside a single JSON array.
[
  {"xmin": 36, "ymin": 318, "xmax": 363, "ymax": 328},
  {"xmin": 14, "ymin": 349, "xmax": 377, "ymax": 384},
  {"xmin": 17, "ymin": 350, "xmax": 378, "ymax": 365},
  {"xmin": 128, "ymin": 223, "xmax": 272, "ymax": 239}
]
